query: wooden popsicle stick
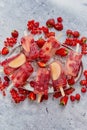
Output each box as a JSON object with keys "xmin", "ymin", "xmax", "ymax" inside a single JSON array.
[
  {"xmin": 56, "ymin": 32, "xmax": 63, "ymax": 40},
  {"xmin": 76, "ymin": 43, "xmax": 79, "ymax": 53},
  {"xmin": 59, "ymin": 86, "xmax": 65, "ymax": 97},
  {"xmin": 37, "ymin": 93, "xmax": 43, "ymax": 103}
]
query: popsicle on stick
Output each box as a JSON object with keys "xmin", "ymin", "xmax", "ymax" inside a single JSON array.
[
  {"xmin": 33, "ymin": 68, "xmax": 50, "ymax": 103},
  {"xmin": 0, "ymin": 53, "xmax": 26, "ymax": 75},
  {"xmin": 39, "ymin": 36, "xmax": 60, "ymax": 63},
  {"xmin": 50, "ymin": 61, "xmax": 67, "ymax": 96},
  {"xmin": 65, "ymin": 43, "xmax": 82, "ymax": 77},
  {"xmin": 21, "ymin": 34, "xmax": 39, "ymax": 61},
  {"xmin": 7, "ymin": 62, "xmax": 33, "ymax": 90}
]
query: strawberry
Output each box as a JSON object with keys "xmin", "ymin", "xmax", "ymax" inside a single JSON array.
[
  {"xmin": 65, "ymin": 87, "xmax": 75, "ymax": 95},
  {"xmin": 80, "ymin": 80, "xmax": 87, "ymax": 86},
  {"xmin": 53, "ymin": 92, "xmax": 62, "ymax": 98},
  {"xmin": 1, "ymin": 47, "xmax": 9, "ymax": 55},
  {"xmin": 70, "ymin": 95, "xmax": 75, "ymax": 102},
  {"xmin": 60, "ymin": 95, "xmax": 68, "ymax": 105},
  {"xmin": 11, "ymin": 30, "xmax": 19, "ymax": 38},
  {"xmin": 55, "ymin": 47, "xmax": 68, "ymax": 56},
  {"xmin": 81, "ymin": 87, "xmax": 86, "ymax": 93},
  {"xmin": 54, "ymin": 23, "xmax": 63, "ymax": 31},
  {"xmin": 75, "ymin": 93, "xmax": 80, "ymax": 101},
  {"xmin": 28, "ymin": 92, "xmax": 36, "ymax": 101},
  {"xmin": 37, "ymin": 61, "xmax": 46, "ymax": 68},
  {"xmin": 67, "ymin": 77, "xmax": 75, "ymax": 85},
  {"xmin": 36, "ymin": 38, "xmax": 45, "ymax": 48},
  {"xmin": 46, "ymin": 18, "xmax": 55, "ymax": 28},
  {"xmin": 66, "ymin": 29, "xmax": 73, "ymax": 37},
  {"xmin": 81, "ymin": 37, "xmax": 87, "ymax": 44}
]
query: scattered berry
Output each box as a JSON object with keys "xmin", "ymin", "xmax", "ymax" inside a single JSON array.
[
  {"xmin": 75, "ymin": 93, "xmax": 80, "ymax": 101},
  {"xmin": 66, "ymin": 29, "xmax": 72, "ymax": 37},
  {"xmin": 81, "ymin": 87, "xmax": 86, "ymax": 93},
  {"xmin": 84, "ymin": 70, "xmax": 87, "ymax": 78},
  {"xmin": 11, "ymin": 30, "xmax": 19, "ymax": 38},
  {"xmin": 1, "ymin": 47, "xmax": 9, "ymax": 55},
  {"xmin": 36, "ymin": 38, "xmax": 45, "ymax": 48},
  {"xmin": 60, "ymin": 95, "xmax": 68, "ymax": 105},
  {"xmin": 54, "ymin": 23, "xmax": 63, "ymax": 31},
  {"xmin": 80, "ymin": 80, "xmax": 87, "ymax": 86},
  {"xmin": 57, "ymin": 17, "xmax": 63, "ymax": 23},
  {"xmin": 70, "ymin": 95, "xmax": 75, "ymax": 102},
  {"xmin": 73, "ymin": 31, "xmax": 80, "ymax": 38},
  {"xmin": 46, "ymin": 18, "xmax": 55, "ymax": 28},
  {"xmin": 28, "ymin": 92, "xmax": 36, "ymax": 101}
]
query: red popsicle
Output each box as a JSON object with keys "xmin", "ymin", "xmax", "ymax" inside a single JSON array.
[
  {"xmin": 39, "ymin": 36, "xmax": 60, "ymax": 63},
  {"xmin": 50, "ymin": 61, "xmax": 67, "ymax": 96}
]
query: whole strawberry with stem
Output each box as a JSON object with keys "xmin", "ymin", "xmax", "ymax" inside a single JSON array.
[{"xmin": 55, "ymin": 48, "xmax": 68, "ymax": 56}]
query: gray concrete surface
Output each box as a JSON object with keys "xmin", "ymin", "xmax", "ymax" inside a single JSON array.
[{"xmin": 0, "ymin": 0, "xmax": 87, "ymax": 130}]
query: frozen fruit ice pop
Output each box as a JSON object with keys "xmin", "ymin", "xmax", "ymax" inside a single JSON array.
[
  {"xmin": 1, "ymin": 54, "xmax": 20, "ymax": 75},
  {"xmin": 65, "ymin": 45, "xmax": 82, "ymax": 77},
  {"xmin": 34, "ymin": 68, "xmax": 50, "ymax": 94},
  {"xmin": 50, "ymin": 61, "xmax": 67, "ymax": 96},
  {"xmin": 21, "ymin": 34, "xmax": 39, "ymax": 61},
  {"xmin": 33, "ymin": 68, "xmax": 50, "ymax": 102},
  {"xmin": 39, "ymin": 36, "xmax": 60, "ymax": 63},
  {"xmin": 10, "ymin": 62, "xmax": 33, "ymax": 88}
]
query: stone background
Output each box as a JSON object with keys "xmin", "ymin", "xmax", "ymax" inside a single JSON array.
[{"xmin": 0, "ymin": 0, "xmax": 87, "ymax": 130}]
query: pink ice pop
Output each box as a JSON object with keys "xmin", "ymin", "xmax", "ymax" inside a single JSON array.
[
  {"xmin": 21, "ymin": 34, "xmax": 39, "ymax": 61},
  {"xmin": 65, "ymin": 44, "xmax": 82, "ymax": 77},
  {"xmin": 50, "ymin": 61, "xmax": 67, "ymax": 96},
  {"xmin": 39, "ymin": 36, "xmax": 60, "ymax": 63},
  {"xmin": 10, "ymin": 62, "xmax": 33, "ymax": 88},
  {"xmin": 1, "ymin": 53, "xmax": 26, "ymax": 75},
  {"xmin": 33, "ymin": 68, "xmax": 50, "ymax": 102}
]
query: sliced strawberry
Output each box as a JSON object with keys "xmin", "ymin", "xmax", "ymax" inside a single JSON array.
[
  {"xmin": 55, "ymin": 47, "xmax": 68, "ymax": 56},
  {"xmin": 37, "ymin": 61, "xmax": 46, "ymax": 68},
  {"xmin": 28, "ymin": 92, "xmax": 36, "ymax": 101},
  {"xmin": 53, "ymin": 92, "xmax": 62, "ymax": 98},
  {"xmin": 2, "ymin": 47, "xmax": 9, "ymax": 55},
  {"xmin": 65, "ymin": 87, "xmax": 75, "ymax": 95},
  {"xmin": 60, "ymin": 95, "xmax": 68, "ymax": 106}
]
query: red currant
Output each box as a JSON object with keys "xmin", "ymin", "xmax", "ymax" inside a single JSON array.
[
  {"xmin": 75, "ymin": 93, "xmax": 80, "ymax": 101},
  {"xmin": 54, "ymin": 23, "xmax": 63, "ymax": 31},
  {"xmin": 57, "ymin": 17, "xmax": 63, "ymax": 23},
  {"xmin": 80, "ymin": 80, "xmax": 87, "ymax": 86},
  {"xmin": 70, "ymin": 95, "xmax": 75, "ymax": 102},
  {"xmin": 81, "ymin": 87, "xmax": 86, "ymax": 93}
]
